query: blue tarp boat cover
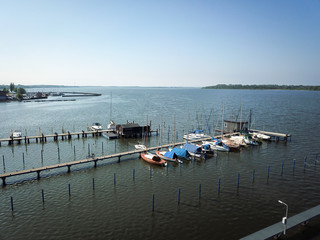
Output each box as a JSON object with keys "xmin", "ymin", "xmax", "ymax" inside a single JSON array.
[
  {"xmin": 171, "ymin": 148, "xmax": 190, "ymax": 159},
  {"xmin": 182, "ymin": 143, "xmax": 202, "ymax": 154},
  {"xmin": 164, "ymin": 151, "xmax": 177, "ymax": 159}
]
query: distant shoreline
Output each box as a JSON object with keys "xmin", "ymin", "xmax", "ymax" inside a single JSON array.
[{"xmin": 203, "ymin": 84, "xmax": 320, "ymax": 91}]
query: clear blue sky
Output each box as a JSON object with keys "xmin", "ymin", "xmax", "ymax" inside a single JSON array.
[{"xmin": 0, "ymin": 0, "xmax": 319, "ymax": 87}]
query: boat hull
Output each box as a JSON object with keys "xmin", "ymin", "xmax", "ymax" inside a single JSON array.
[{"xmin": 141, "ymin": 153, "xmax": 167, "ymax": 167}]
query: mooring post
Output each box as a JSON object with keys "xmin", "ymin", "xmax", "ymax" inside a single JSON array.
[
  {"xmin": 101, "ymin": 142, "xmax": 103, "ymax": 153},
  {"xmin": 92, "ymin": 178, "xmax": 95, "ymax": 190},
  {"xmin": 74, "ymin": 145, "xmax": 76, "ymax": 156},
  {"xmin": 88, "ymin": 144, "xmax": 90, "ymax": 156},
  {"xmin": 94, "ymin": 160, "xmax": 97, "ymax": 168},
  {"xmin": 252, "ymin": 169, "xmax": 255, "ymax": 183},
  {"xmin": 293, "ymin": 159, "xmax": 295, "ymax": 172},
  {"xmin": 22, "ymin": 152, "xmax": 25, "ymax": 166},
  {"xmin": 218, "ymin": 178, "xmax": 221, "ymax": 194},
  {"xmin": 58, "ymin": 147, "xmax": 60, "ymax": 159},
  {"xmin": 315, "ymin": 154, "xmax": 317, "ymax": 165},
  {"xmin": 3, "ymin": 155, "xmax": 5, "ymax": 170},
  {"xmin": 178, "ymin": 188, "xmax": 181, "ymax": 205},
  {"xmin": 67, "ymin": 165, "xmax": 71, "ymax": 173},
  {"xmin": 198, "ymin": 184, "xmax": 202, "ymax": 199},
  {"xmin": 11, "ymin": 196, "xmax": 14, "ymax": 212},
  {"xmin": 114, "ymin": 173, "xmax": 116, "ymax": 185},
  {"xmin": 41, "ymin": 149, "xmax": 43, "ymax": 162},
  {"xmin": 267, "ymin": 166, "xmax": 270, "ymax": 179},
  {"xmin": 152, "ymin": 194, "xmax": 155, "ymax": 212},
  {"xmin": 37, "ymin": 171, "xmax": 41, "ymax": 179},
  {"xmin": 304, "ymin": 156, "xmax": 307, "ymax": 170},
  {"xmin": 1, "ymin": 177, "xmax": 6, "ymax": 186},
  {"xmin": 115, "ymin": 140, "xmax": 117, "ymax": 152},
  {"xmin": 133, "ymin": 168, "xmax": 135, "ymax": 181},
  {"xmin": 68, "ymin": 184, "xmax": 71, "ymax": 198},
  {"xmin": 42, "ymin": 189, "xmax": 45, "ymax": 205},
  {"xmin": 237, "ymin": 173, "xmax": 240, "ymax": 188},
  {"xmin": 281, "ymin": 162, "xmax": 284, "ymax": 175}
]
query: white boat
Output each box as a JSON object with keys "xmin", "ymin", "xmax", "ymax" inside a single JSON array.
[
  {"xmin": 183, "ymin": 130, "xmax": 210, "ymax": 141},
  {"xmin": 135, "ymin": 144, "xmax": 146, "ymax": 151},
  {"xmin": 230, "ymin": 135, "xmax": 246, "ymax": 146},
  {"xmin": 256, "ymin": 133, "xmax": 271, "ymax": 140},
  {"xmin": 202, "ymin": 140, "xmax": 229, "ymax": 152},
  {"xmin": 107, "ymin": 120, "xmax": 116, "ymax": 132},
  {"xmin": 244, "ymin": 134, "xmax": 259, "ymax": 145},
  {"xmin": 11, "ymin": 130, "xmax": 22, "ymax": 138},
  {"xmin": 88, "ymin": 123, "xmax": 103, "ymax": 131}
]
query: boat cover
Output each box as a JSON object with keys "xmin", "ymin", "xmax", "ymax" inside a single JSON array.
[
  {"xmin": 182, "ymin": 143, "xmax": 202, "ymax": 154},
  {"xmin": 171, "ymin": 148, "xmax": 189, "ymax": 159},
  {"xmin": 164, "ymin": 151, "xmax": 177, "ymax": 159}
]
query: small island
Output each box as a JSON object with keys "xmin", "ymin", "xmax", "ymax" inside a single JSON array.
[{"xmin": 203, "ymin": 84, "xmax": 320, "ymax": 91}]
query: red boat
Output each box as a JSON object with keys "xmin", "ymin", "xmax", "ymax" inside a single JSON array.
[{"xmin": 141, "ymin": 152, "xmax": 167, "ymax": 167}]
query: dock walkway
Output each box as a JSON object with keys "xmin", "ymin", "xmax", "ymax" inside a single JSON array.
[
  {"xmin": 0, "ymin": 138, "xmax": 211, "ymax": 185},
  {"xmin": 240, "ymin": 204, "xmax": 320, "ymax": 239}
]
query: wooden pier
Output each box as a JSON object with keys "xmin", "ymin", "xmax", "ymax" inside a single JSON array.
[
  {"xmin": 0, "ymin": 130, "xmax": 110, "ymax": 146},
  {"xmin": 0, "ymin": 139, "xmax": 210, "ymax": 186}
]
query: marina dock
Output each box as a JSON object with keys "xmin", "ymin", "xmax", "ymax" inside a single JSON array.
[
  {"xmin": 0, "ymin": 130, "xmax": 111, "ymax": 146},
  {"xmin": 0, "ymin": 139, "xmax": 210, "ymax": 185}
]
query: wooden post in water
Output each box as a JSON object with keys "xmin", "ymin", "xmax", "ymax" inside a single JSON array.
[
  {"xmin": 152, "ymin": 194, "xmax": 155, "ymax": 212},
  {"xmin": 252, "ymin": 169, "xmax": 255, "ymax": 183},
  {"xmin": 218, "ymin": 178, "xmax": 221, "ymax": 194},
  {"xmin": 11, "ymin": 196, "xmax": 14, "ymax": 213},
  {"xmin": 281, "ymin": 162, "xmax": 284, "ymax": 175},
  {"xmin": 3, "ymin": 155, "xmax": 5, "ymax": 171},
  {"xmin": 42, "ymin": 189, "xmax": 45, "ymax": 206},
  {"xmin": 267, "ymin": 166, "xmax": 270, "ymax": 179},
  {"xmin": 58, "ymin": 147, "xmax": 60, "ymax": 159},
  {"xmin": 92, "ymin": 178, "xmax": 95, "ymax": 190},
  {"xmin": 23, "ymin": 152, "xmax": 25, "ymax": 167},
  {"xmin": 68, "ymin": 184, "xmax": 71, "ymax": 198},
  {"xmin": 114, "ymin": 173, "xmax": 116, "ymax": 185},
  {"xmin": 237, "ymin": 173, "xmax": 240, "ymax": 188},
  {"xmin": 198, "ymin": 184, "xmax": 202, "ymax": 199},
  {"xmin": 178, "ymin": 188, "xmax": 181, "ymax": 205},
  {"xmin": 133, "ymin": 168, "xmax": 135, "ymax": 181}
]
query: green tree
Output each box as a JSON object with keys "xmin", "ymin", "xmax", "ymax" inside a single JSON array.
[{"xmin": 10, "ymin": 83, "xmax": 15, "ymax": 92}]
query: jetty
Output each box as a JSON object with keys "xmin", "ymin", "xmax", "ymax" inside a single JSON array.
[
  {"xmin": 0, "ymin": 130, "xmax": 111, "ymax": 146},
  {"xmin": 0, "ymin": 139, "xmax": 210, "ymax": 186}
]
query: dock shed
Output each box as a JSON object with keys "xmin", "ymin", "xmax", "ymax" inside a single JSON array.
[
  {"xmin": 116, "ymin": 121, "xmax": 148, "ymax": 138},
  {"xmin": 224, "ymin": 120, "xmax": 248, "ymax": 133}
]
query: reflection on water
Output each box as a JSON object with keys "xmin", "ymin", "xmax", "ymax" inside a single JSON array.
[{"xmin": 0, "ymin": 87, "xmax": 320, "ymax": 239}]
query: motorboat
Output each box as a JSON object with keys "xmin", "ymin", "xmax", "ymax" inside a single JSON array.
[
  {"xmin": 135, "ymin": 144, "xmax": 147, "ymax": 151},
  {"xmin": 11, "ymin": 130, "xmax": 22, "ymax": 138},
  {"xmin": 202, "ymin": 140, "xmax": 229, "ymax": 152},
  {"xmin": 183, "ymin": 130, "xmax": 210, "ymax": 141},
  {"xmin": 88, "ymin": 123, "xmax": 103, "ymax": 131}
]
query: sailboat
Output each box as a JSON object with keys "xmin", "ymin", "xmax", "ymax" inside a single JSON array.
[
  {"xmin": 103, "ymin": 92, "xmax": 118, "ymax": 139},
  {"xmin": 140, "ymin": 115, "xmax": 167, "ymax": 167}
]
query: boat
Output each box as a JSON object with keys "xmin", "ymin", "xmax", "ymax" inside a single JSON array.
[
  {"xmin": 11, "ymin": 130, "xmax": 22, "ymax": 138},
  {"xmin": 183, "ymin": 130, "xmax": 210, "ymax": 141},
  {"xmin": 182, "ymin": 142, "xmax": 206, "ymax": 159},
  {"xmin": 88, "ymin": 123, "xmax": 103, "ymax": 131},
  {"xmin": 155, "ymin": 150, "xmax": 182, "ymax": 163},
  {"xmin": 171, "ymin": 147, "xmax": 191, "ymax": 160},
  {"xmin": 202, "ymin": 140, "xmax": 230, "ymax": 152},
  {"xmin": 251, "ymin": 132, "xmax": 271, "ymax": 140},
  {"xmin": 135, "ymin": 144, "xmax": 147, "ymax": 150},
  {"xmin": 230, "ymin": 135, "xmax": 247, "ymax": 146},
  {"xmin": 197, "ymin": 143, "xmax": 215, "ymax": 156},
  {"xmin": 107, "ymin": 120, "xmax": 116, "ymax": 132},
  {"xmin": 222, "ymin": 138, "xmax": 240, "ymax": 152},
  {"xmin": 244, "ymin": 134, "xmax": 259, "ymax": 145},
  {"xmin": 141, "ymin": 152, "xmax": 167, "ymax": 167}
]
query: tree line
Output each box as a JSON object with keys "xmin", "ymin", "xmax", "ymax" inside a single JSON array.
[
  {"xmin": 203, "ymin": 84, "xmax": 320, "ymax": 91},
  {"xmin": 1, "ymin": 83, "xmax": 26, "ymax": 100}
]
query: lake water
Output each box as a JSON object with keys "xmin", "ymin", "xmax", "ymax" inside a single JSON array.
[{"xmin": 0, "ymin": 87, "xmax": 320, "ymax": 239}]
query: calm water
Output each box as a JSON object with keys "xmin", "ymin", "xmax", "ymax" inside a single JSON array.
[{"xmin": 0, "ymin": 87, "xmax": 320, "ymax": 240}]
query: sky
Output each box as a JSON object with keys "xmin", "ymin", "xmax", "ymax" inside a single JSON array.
[{"xmin": 0, "ymin": 0, "xmax": 319, "ymax": 87}]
